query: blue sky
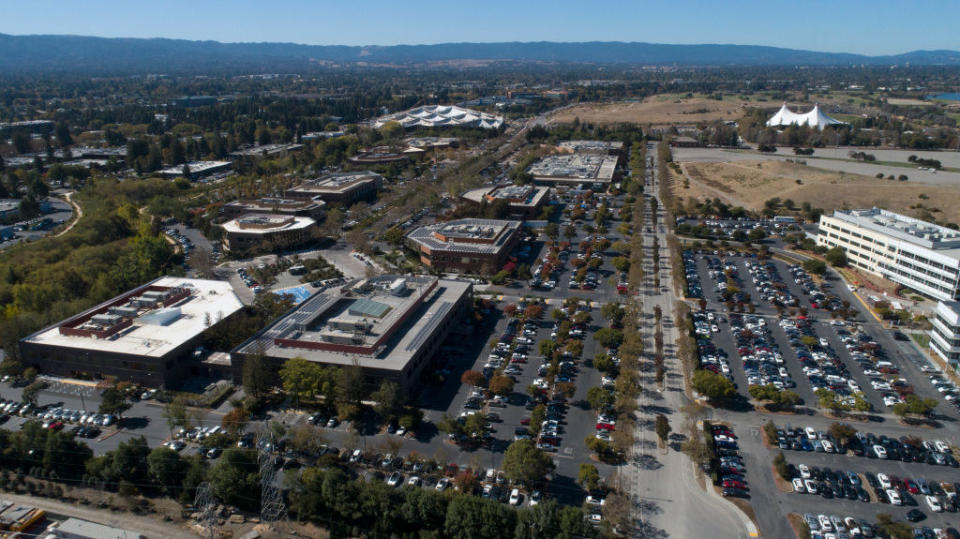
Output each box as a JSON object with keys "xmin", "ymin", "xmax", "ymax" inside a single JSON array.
[{"xmin": 1, "ymin": 0, "xmax": 956, "ymax": 55}]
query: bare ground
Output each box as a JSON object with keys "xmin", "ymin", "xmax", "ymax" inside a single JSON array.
[
  {"xmin": 549, "ymin": 96, "xmax": 747, "ymax": 125},
  {"xmin": 674, "ymin": 160, "xmax": 960, "ymax": 223}
]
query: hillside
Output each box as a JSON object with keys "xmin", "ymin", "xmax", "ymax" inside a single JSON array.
[{"xmin": 1, "ymin": 33, "xmax": 959, "ymax": 73}]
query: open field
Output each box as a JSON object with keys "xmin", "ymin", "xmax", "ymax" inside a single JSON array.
[
  {"xmin": 675, "ymin": 159, "xmax": 960, "ymax": 223},
  {"xmin": 548, "ymin": 95, "xmax": 747, "ymax": 125},
  {"xmin": 675, "ymin": 146, "xmax": 960, "ymax": 187}
]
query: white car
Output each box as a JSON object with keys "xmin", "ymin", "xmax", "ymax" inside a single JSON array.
[
  {"xmin": 877, "ymin": 473, "xmax": 892, "ymax": 489},
  {"xmin": 821, "ymin": 440, "xmax": 834, "ymax": 453},
  {"xmin": 792, "ymin": 478, "xmax": 805, "ymax": 493},
  {"xmin": 935, "ymin": 440, "xmax": 951, "ymax": 453},
  {"xmin": 435, "ymin": 478, "xmax": 450, "ymax": 491},
  {"xmin": 509, "ymin": 488, "xmax": 521, "ymax": 506},
  {"xmin": 804, "ymin": 479, "xmax": 818, "ymax": 495},
  {"xmin": 887, "ymin": 489, "xmax": 902, "ymax": 506},
  {"xmin": 873, "ymin": 445, "xmax": 887, "ymax": 459},
  {"xmin": 805, "ymin": 427, "xmax": 817, "ymax": 440},
  {"xmin": 927, "ymin": 495, "xmax": 944, "ymax": 512},
  {"xmin": 407, "ymin": 476, "xmax": 421, "ymax": 487},
  {"xmin": 799, "ymin": 464, "xmax": 811, "ymax": 479},
  {"xmin": 387, "ymin": 472, "xmax": 403, "ymax": 487},
  {"xmin": 818, "ymin": 514, "xmax": 833, "ymax": 533}
]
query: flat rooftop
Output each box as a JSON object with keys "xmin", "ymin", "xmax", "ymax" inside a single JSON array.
[
  {"xmin": 557, "ymin": 140, "xmax": 624, "ymax": 152},
  {"xmin": 461, "ymin": 185, "xmax": 548, "ymax": 208},
  {"xmin": 52, "ymin": 517, "xmax": 144, "ymax": 539},
  {"xmin": 236, "ymin": 276, "xmax": 471, "ymax": 371},
  {"xmin": 528, "ymin": 153, "xmax": 618, "ymax": 183},
  {"xmin": 289, "ymin": 172, "xmax": 383, "ymax": 194},
  {"xmin": 229, "ymin": 143, "xmax": 304, "ymax": 157},
  {"xmin": 24, "ymin": 277, "xmax": 243, "ymax": 358},
  {"xmin": 830, "ymin": 208, "xmax": 960, "ymax": 250},
  {"xmin": 159, "ymin": 160, "xmax": 231, "ymax": 176},
  {"xmin": 407, "ymin": 218, "xmax": 521, "ymax": 254},
  {"xmin": 221, "ymin": 214, "xmax": 315, "ymax": 234},
  {"xmin": 224, "ymin": 197, "xmax": 325, "ymax": 213}
]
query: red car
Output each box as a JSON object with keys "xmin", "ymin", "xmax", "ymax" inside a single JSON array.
[
  {"xmin": 722, "ymin": 480, "xmax": 746, "ymax": 489},
  {"xmin": 903, "ymin": 479, "xmax": 919, "ymax": 494},
  {"xmin": 596, "ymin": 422, "xmax": 616, "ymax": 431},
  {"xmin": 520, "ymin": 418, "xmax": 531, "ymax": 425},
  {"xmin": 48, "ymin": 421, "xmax": 64, "ymax": 430}
]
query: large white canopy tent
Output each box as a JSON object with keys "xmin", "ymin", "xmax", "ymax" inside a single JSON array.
[
  {"xmin": 766, "ymin": 103, "xmax": 846, "ymax": 130},
  {"xmin": 374, "ymin": 105, "xmax": 504, "ymax": 130}
]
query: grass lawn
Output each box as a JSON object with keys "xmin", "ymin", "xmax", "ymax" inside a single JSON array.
[{"xmin": 910, "ymin": 332, "xmax": 931, "ymax": 349}]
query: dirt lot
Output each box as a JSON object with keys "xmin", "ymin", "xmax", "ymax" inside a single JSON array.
[
  {"xmin": 549, "ymin": 95, "xmax": 747, "ymax": 125},
  {"xmin": 675, "ymin": 159, "xmax": 960, "ymax": 223}
]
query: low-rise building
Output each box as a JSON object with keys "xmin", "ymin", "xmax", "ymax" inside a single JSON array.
[
  {"xmin": 347, "ymin": 146, "xmax": 409, "ymax": 165},
  {"xmin": 232, "ymin": 275, "xmax": 472, "ymax": 391},
  {"xmin": 46, "ymin": 517, "xmax": 144, "ymax": 539},
  {"xmin": 406, "ymin": 218, "xmax": 521, "ymax": 274},
  {"xmin": 460, "ymin": 184, "xmax": 549, "ymax": 219},
  {"xmin": 931, "ymin": 300, "xmax": 960, "ymax": 366},
  {"xmin": 19, "ymin": 277, "xmax": 243, "ymax": 387},
  {"xmin": 229, "ymin": 143, "xmax": 304, "ymax": 159},
  {"xmin": 158, "ymin": 160, "xmax": 232, "ymax": 180},
  {"xmin": 287, "ymin": 171, "xmax": 383, "ymax": 204},
  {"xmin": 222, "ymin": 197, "xmax": 326, "ymax": 220},
  {"xmin": 527, "ymin": 153, "xmax": 620, "ymax": 188},
  {"xmin": 220, "ymin": 213, "xmax": 317, "ymax": 253},
  {"xmin": 817, "ymin": 208, "xmax": 960, "ymax": 301},
  {"xmin": 557, "ymin": 140, "xmax": 623, "ymax": 155}
]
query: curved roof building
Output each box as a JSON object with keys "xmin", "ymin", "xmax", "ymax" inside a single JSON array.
[
  {"xmin": 766, "ymin": 103, "xmax": 846, "ymax": 130},
  {"xmin": 375, "ymin": 105, "xmax": 504, "ymax": 130}
]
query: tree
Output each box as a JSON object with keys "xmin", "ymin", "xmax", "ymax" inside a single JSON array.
[
  {"xmin": 824, "ymin": 247, "xmax": 848, "ymax": 267},
  {"xmin": 163, "ymin": 396, "xmax": 192, "ymax": 434},
  {"xmin": 337, "ymin": 362, "xmax": 366, "ymax": 408},
  {"xmin": 371, "ymin": 380, "xmax": 406, "ymax": 420},
  {"xmin": 502, "ymin": 440, "xmax": 555, "ymax": 486},
  {"xmin": 655, "ymin": 414, "xmax": 672, "ymax": 445},
  {"xmin": 773, "ymin": 451, "xmax": 790, "ymax": 480},
  {"xmin": 892, "ymin": 394, "xmax": 938, "ymax": 418},
  {"xmin": 221, "ymin": 407, "xmax": 248, "ymax": 435},
  {"xmin": 529, "ymin": 405, "xmax": 546, "ymax": 436},
  {"xmin": 280, "ymin": 357, "xmax": 326, "ymax": 408},
  {"xmin": 593, "ymin": 328, "xmax": 624, "ymax": 348},
  {"xmin": 586, "ymin": 387, "xmax": 614, "ymax": 411},
  {"xmin": 463, "ymin": 413, "xmax": 489, "ymax": 440},
  {"xmin": 21, "ymin": 380, "xmax": 47, "ymax": 406},
  {"xmin": 875, "ymin": 513, "xmax": 914, "ymax": 539},
  {"xmin": 379, "ymin": 121, "xmax": 404, "ymax": 140},
  {"xmin": 55, "ymin": 122, "xmax": 73, "ymax": 147},
  {"xmin": 802, "ymin": 259, "xmax": 826, "ymax": 275},
  {"xmin": 99, "ymin": 387, "xmax": 131, "ymax": 417},
  {"xmin": 242, "ymin": 352, "xmax": 275, "ymax": 399},
  {"xmin": 147, "ymin": 447, "xmax": 186, "ymax": 495},
  {"xmin": 828, "ymin": 423, "xmax": 857, "ymax": 448},
  {"xmin": 461, "ymin": 370, "xmax": 485, "ymax": 387},
  {"xmin": 600, "ymin": 303, "xmax": 625, "ymax": 326},
  {"xmin": 815, "ymin": 388, "xmax": 850, "ymax": 413},
  {"xmin": 577, "ymin": 463, "xmax": 600, "ymax": 491},
  {"xmin": 288, "ymin": 423, "xmax": 326, "ymax": 454},
  {"xmin": 208, "ymin": 448, "xmax": 260, "ymax": 511},
  {"xmin": 692, "ymin": 369, "xmax": 737, "ymax": 403},
  {"xmin": 488, "ymin": 375, "xmax": 515, "ymax": 396},
  {"xmin": 444, "ymin": 496, "xmax": 517, "ymax": 539}
]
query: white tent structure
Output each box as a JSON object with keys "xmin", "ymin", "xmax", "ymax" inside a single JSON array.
[
  {"xmin": 374, "ymin": 105, "xmax": 504, "ymax": 130},
  {"xmin": 766, "ymin": 103, "xmax": 846, "ymax": 130}
]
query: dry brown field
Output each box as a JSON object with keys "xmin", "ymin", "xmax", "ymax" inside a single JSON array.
[
  {"xmin": 549, "ymin": 95, "xmax": 747, "ymax": 125},
  {"xmin": 673, "ymin": 159, "xmax": 960, "ymax": 223}
]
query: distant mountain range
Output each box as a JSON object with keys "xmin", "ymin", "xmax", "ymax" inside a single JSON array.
[{"xmin": 2, "ymin": 33, "xmax": 959, "ymax": 73}]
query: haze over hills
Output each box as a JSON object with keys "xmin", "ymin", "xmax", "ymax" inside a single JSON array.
[{"xmin": 2, "ymin": 33, "xmax": 960, "ymax": 74}]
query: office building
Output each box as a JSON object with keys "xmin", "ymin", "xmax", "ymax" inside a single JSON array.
[
  {"xmin": 158, "ymin": 160, "xmax": 232, "ymax": 180},
  {"xmin": 219, "ymin": 214, "xmax": 317, "ymax": 253},
  {"xmin": 232, "ymin": 275, "xmax": 473, "ymax": 391},
  {"xmin": 930, "ymin": 300, "xmax": 960, "ymax": 365},
  {"xmin": 222, "ymin": 197, "xmax": 326, "ymax": 220},
  {"xmin": 19, "ymin": 277, "xmax": 243, "ymax": 387},
  {"xmin": 287, "ymin": 171, "xmax": 383, "ymax": 204},
  {"xmin": 818, "ymin": 208, "xmax": 960, "ymax": 301},
  {"xmin": 527, "ymin": 153, "xmax": 620, "ymax": 187},
  {"xmin": 557, "ymin": 140, "xmax": 623, "ymax": 155},
  {"xmin": 406, "ymin": 218, "xmax": 521, "ymax": 274},
  {"xmin": 460, "ymin": 184, "xmax": 550, "ymax": 219}
]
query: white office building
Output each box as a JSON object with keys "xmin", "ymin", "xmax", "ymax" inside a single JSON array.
[
  {"xmin": 931, "ymin": 301, "xmax": 960, "ymax": 365},
  {"xmin": 817, "ymin": 208, "xmax": 960, "ymax": 301}
]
